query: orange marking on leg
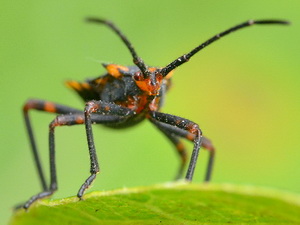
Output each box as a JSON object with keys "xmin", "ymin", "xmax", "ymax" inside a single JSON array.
[
  {"xmin": 44, "ymin": 102, "xmax": 57, "ymax": 113},
  {"xmin": 75, "ymin": 115, "xmax": 84, "ymax": 124},
  {"xmin": 186, "ymin": 123, "xmax": 201, "ymax": 136},
  {"xmin": 176, "ymin": 142, "xmax": 185, "ymax": 152},
  {"xmin": 186, "ymin": 133, "xmax": 195, "ymax": 141},
  {"xmin": 201, "ymin": 137, "xmax": 215, "ymax": 152},
  {"xmin": 23, "ymin": 101, "xmax": 35, "ymax": 112},
  {"xmin": 176, "ymin": 142, "xmax": 187, "ymax": 165}
]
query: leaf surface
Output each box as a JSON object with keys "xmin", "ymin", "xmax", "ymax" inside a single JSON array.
[{"xmin": 10, "ymin": 183, "xmax": 300, "ymax": 225}]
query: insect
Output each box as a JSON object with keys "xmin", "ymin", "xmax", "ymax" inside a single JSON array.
[{"xmin": 22, "ymin": 17, "xmax": 288, "ymax": 209}]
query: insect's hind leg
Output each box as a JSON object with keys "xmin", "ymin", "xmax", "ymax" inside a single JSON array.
[
  {"xmin": 201, "ymin": 137, "xmax": 215, "ymax": 182},
  {"xmin": 23, "ymin": 113, "xmax": 85, "ymax": 209},
  {"xmin": 148, "ymin": 111, "xmax": 202, "ymax": 181},
  {"xmin": 150, "ymin": 118, "xmax": 188, "ymax": 180},
  {"xmin": 149, "ymin": 111, "xmax": 215, "ymax": 182},
  {"xmin": 23, "ymin": 99, "xmax": 81, "ymax": 191},
  {"xmin": 150, "ymin": 119, "xmax": 216, "ymax": 182},
  {"xmin": 24, "ymin": 100, "xmax": 134, "ymax": 209}
]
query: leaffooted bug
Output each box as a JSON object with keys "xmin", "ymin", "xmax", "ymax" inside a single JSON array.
[{"xmin": 21, "ymin": 18, "xmax": 289, "ymax": 209}]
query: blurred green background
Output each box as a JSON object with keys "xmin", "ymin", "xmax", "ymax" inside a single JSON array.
[{"xmin": 1, "ymin": 0, "xmax": 299, "ymax": 224}]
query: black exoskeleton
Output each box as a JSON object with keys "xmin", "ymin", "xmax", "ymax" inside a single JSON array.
[{"xmin": 21, "ymin": 17, "xmax": 289, "ymax": 209}]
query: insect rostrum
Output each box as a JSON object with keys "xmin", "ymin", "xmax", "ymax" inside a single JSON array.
[{"xmin": 21, "ymin": 17, "xmax": 289, "ymax": 209}]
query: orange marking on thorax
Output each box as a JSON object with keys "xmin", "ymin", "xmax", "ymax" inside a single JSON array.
[
  {"xmin": 135, "ymin": 75, "xmax": 163, "ymax": 96},
  {"xmin": 135, "ymin": 80, "xmax": 150, "ymax": 92},
  {"xmin": 65, "ymin": 81, "xmax": 82, "ymax": 91},
  {"xmin": 105, "ymin": 64, "xmax": 129, "ymax": 78},
  {"xmin": 81, "ymin": 82, "xmax": 92, "ymax": 89},
  {"xmin": 93, "ymin": 77, "xmax": 109, "ymax": 86},
  {"xmin": 148, "ymin": 67, "xmax": 157, "ymax": 72}
]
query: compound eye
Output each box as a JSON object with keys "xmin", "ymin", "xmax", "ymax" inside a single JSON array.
[{"xmin": 133, "ymin": 71, "xmax": 144, "ymax": 81}]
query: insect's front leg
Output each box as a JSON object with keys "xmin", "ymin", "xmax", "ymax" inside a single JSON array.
[
  {"xmin": 23, "ymin": 99, "xmax": 81, "ymax": 193},
  {"xmin": 148, "ymin": 111, "xmax": 202, "ymax": 181},
  {"xmin": 77, "ymin": 100, "xmax": 135, "ymax": 199},
  {"xmin": 23, "ymin": 113, "xmax": 85, "ymax": 209}
]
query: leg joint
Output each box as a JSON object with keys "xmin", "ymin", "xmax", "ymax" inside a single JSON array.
[
  {"xmin": 186, "ymin": 123, "xmax": 202, "ymax": 137},
  {"xmin": 85, "ymin": 100, "xmax": 99, "ymax": 114},
  {"xmin": 49, "ymin": 117, "xmax": 59, "ymax": 129}
]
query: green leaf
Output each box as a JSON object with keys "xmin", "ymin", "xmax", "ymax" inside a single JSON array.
[{"xmin": 10, "ymin": 183, "xmax": 300, "ymax": 225}]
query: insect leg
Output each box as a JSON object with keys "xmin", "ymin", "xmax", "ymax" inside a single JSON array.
[
  {"xmin": 77, "ymin": 100, "xmax": 135, "ymax": 199},
  {"xmin": 201, "ymin": 137, "xmax": 215, "ymax": 182},
  {"xmin": 23, "ymin": 106, "xmax": 130, "ymax": 209},
  {"xmin": 150, "ymin": 118, "xmax": 188, "ymax": 180},
  {"xmin": 23, "ymin": 99, "xmax": 81, "ymax": 191},
  {"xmin": 23, "ymin": 113, "xmax": 85, "ymax": 209},
  {"xmin": 163, "ymin": 122, "xmax": 215, "ymax": 182},
  {"xmin": 150, "ymin": 117, "xmax": 215, "ymax": 182},
  {"xmin": 148, "ymin": 111, "xmax": 202, "ymax": 181}
]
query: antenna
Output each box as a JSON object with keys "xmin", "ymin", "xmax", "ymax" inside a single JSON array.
[
  {"xmin": 160, "ymin": 19, "xmax": 289, "ymax": 76},
  {"xmin": 86, "ymin": 17, "xmax": 150, "ymax": 76}
]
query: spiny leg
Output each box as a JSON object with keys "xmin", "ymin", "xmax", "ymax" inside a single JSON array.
[
  {"xmin": 78, "ymin": 100, "xmax": 135, "ymax": 199},
  {"xmin": 23, "ymin": 113, "xmax": 85, "ymax": 209},
  {"xmin": 162, "ymin": 125, "xmax": 215, "ymax": 182},
  {"xmin": 150, "ymin": 117, "xmax": 215, "ymax": 182},
  {"xmin": 161, "ymin": 126, "xmax": 215, "ymax": 182},
  {"xmin": 150, "ymin": 118, "xmax": 188, "ymax": 180},
  {"xmin": 23, "ymin": 107, "xmax": 131, "ymax": 209},
  {"xmin": 23, "ymin": 99, "xmax": 81, "ymax": 191},
  {"xmin": 166, "ymin": 127, "xmax": 215, "ymax": 182},
  {"xmin": 148, "ymin": 111, "xmax": 202, "ymax": 181}
]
